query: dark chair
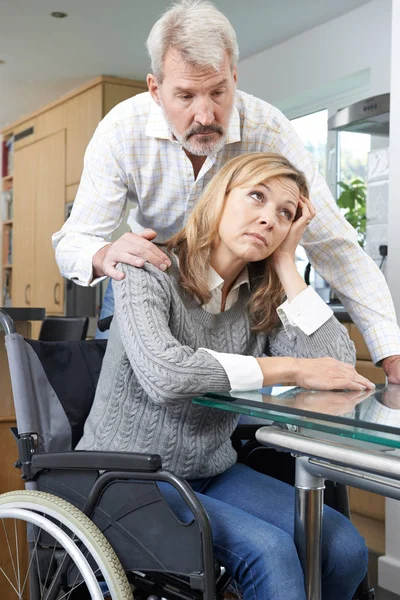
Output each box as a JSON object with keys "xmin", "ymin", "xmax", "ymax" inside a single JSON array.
[{"xmin": 39, "ymin": 315, "xmax": 89, "ymax": 341}]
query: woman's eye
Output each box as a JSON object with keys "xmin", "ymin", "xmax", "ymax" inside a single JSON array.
[
  {"xmin": 280, "ymin": 209, "xmax": 294, "ymax": 221},
  {"xmin": 249, "ymin": 191, "xmax": 264, "ymax": 202}
]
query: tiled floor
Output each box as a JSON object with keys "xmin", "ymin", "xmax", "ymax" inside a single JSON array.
[{"xmin": 369, "ymin": 552, "xmax": 400, "ymax": 600}]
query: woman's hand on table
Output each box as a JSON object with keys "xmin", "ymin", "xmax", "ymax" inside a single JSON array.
[{"xmin": 293, "ymin": 357, "xmax": 375, "ymax": 391}]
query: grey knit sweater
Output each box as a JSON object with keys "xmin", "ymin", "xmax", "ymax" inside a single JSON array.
[{"xmin": 77, "ymin": 259, "xmax": 355, "ymax": 478}]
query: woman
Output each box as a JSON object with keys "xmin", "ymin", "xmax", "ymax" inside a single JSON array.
[{"xmin": 78, "ymin": 153, "xmax": 372, "ymax": 599}]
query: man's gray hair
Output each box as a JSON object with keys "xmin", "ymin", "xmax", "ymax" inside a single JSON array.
[{"xmin": 146, "ymin": 0, "xmax": 239, "ymax": 81}]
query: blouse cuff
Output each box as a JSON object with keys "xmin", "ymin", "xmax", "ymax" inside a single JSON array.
[
  {"xmin": 277, "ymin": 286, "xmax": 333, "ymax": 336},
  {"xmin": 200, "ymin": 348, "xmax": 263, "ymax": 391}
]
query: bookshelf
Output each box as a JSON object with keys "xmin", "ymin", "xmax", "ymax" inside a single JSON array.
[{"xmin": 1, "ymin": 134, "xmax": 14, "ymax": 306}]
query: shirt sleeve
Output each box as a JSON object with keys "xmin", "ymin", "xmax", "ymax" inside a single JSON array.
[
  {"xmin": 269, "ymin": 107, "xmax": 400, "ymax": 364},
  {"xmin": 200, "ymin": 349, "xmax": 263, "ymax": 391},
  {"xmin": 277, "ymin": 286, "xmax": 334, "ymax": 336},
  {"xmin": 52, "ymin": 115, "xmax": 129, "ymax": 286}
]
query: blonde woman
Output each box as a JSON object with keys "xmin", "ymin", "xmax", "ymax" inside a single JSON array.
[{"xmin": 78, "ymin": 153, "xmax": 371, "ymax": 600}]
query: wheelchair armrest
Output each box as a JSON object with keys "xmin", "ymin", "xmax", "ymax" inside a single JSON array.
[{"xmin": 31, "ymin": 450, "xmax": 162, "ymax": 472}]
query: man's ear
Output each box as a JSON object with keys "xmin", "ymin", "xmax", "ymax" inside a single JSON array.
[
  {"xmin": 147, "ymin": 73, "xmax": 161, "ymax": 105},
  {"xmin": 232, "ymin": 66, "xmax": 238, "ymax": 86}
]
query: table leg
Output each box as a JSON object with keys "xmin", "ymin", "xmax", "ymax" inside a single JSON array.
[{"xmin": 294, "ymin": 456, "xmax": 325, "ymax": 600}]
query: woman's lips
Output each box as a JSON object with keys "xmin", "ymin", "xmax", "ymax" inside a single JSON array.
[{"xmin": 246, "ymin": 233, "xmax": 268, "ymax": 247}]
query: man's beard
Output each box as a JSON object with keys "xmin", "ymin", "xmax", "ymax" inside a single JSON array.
[{"xmin": 161, "ymin": 104, "xmax": 230, "ymax": 157}]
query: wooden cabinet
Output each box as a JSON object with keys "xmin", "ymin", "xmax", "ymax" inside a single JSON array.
[
  {"xmin": 12, "ymin": 131, "xmax": 65, "ymax": 312},
  {"xmin": 12, "ymin": 143, "xmax": 36, "ymax": 307},
  {"xmin": 1, "ymin": 76, "xmax": 147, "ymax": 314}
]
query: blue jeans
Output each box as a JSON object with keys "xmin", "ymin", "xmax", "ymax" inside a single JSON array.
[
  {"xmin": 95, "ymin": 279, "xmax": 115, "ymax": 339},
  {"xmin": 160, "ymin": 463, "xmax": 367, "ymax": 600}
]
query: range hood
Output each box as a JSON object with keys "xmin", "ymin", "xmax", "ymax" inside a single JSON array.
[{"xmin": 328, "ymin": 93, "xmax": 390, "ymax": 136}]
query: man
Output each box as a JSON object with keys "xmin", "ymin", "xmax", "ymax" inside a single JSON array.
[{"xmin": 53, "ymin": 0, "xmax": 400, "ymax": 383}]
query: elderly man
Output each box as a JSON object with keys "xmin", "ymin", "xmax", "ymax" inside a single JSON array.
[{"xmin": 53, "ymin": 0, "xmax": 400, "ymax": 383}]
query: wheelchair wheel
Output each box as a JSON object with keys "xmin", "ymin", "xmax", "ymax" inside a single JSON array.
[{"xmin": 0, "ymin": 490, "xmax": 132, "ymax": 599}]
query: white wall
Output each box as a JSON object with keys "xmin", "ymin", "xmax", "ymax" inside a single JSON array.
[
  {"xmin": 378, "ymin": 6, "xmax": 400, "ymax": 592},
  {"xmin": 238, "ymin": 0, "xmax": 392, "ymax": 120}
]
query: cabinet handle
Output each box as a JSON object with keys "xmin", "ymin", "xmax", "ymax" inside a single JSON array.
[
  {"xmin": 54, "ymin": 283, "xmax": 61, "ymax": 305},
  {"xmin": 25, "ymin": 284, "xmax": 31, "ymax": 305}
]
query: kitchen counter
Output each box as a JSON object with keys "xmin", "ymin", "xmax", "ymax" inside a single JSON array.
[{"xmin": 0, "ymin": 307, "xmax": 45, "ymax": 323}]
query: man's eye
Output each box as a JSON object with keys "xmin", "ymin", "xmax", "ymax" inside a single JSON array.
[
  {"xmin": 180, "ymin": 95, "xmax": 192, "ymax": 100},
  {"xmin": 249, "ymin": 191, "xmax": 264, "ymax": 202},
  {"xmin": 213, "ymin": 90, "xmax": 224, "ymax": 97}
]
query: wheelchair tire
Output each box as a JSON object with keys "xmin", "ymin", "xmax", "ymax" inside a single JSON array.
[{"xmin": 0, "ymin": 490, "xmax": 133, "ymax": 600}]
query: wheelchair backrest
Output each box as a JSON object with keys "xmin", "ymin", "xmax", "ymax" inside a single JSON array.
[{"xmin": 5, "ymin": 332, "xmax": 107, "ymax": 452}]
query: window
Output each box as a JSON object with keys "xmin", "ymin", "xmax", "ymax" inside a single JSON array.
[
  {"xmin": 290, "ymin": 110, "xmax": 328, "ymax": 294},
  {"xmin": 291, "ymin": 109, "xmax": 328, "ymax": 178},
  {"xmin": 337, "ymin": 131, "xmax": 371, "ymax": 186}
]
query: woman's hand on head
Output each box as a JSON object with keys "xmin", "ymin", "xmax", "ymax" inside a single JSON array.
[
  {"xmin": 272, "ymin": 195, "xmax": 316, "ymax": 268},
  {"xmin": 294, "ymin": 357, "xmax": 375, "ymax": 392}
]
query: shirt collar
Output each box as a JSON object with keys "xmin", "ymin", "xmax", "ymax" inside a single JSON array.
[
  {"xmin": 145, "ymin": 95, "xmax": 241, "ymax": 145},
  {"xmin": 207, "ymin": 265, "xmax": 250, "ymax": 292},
  {"xmin": 173, "ymin": 254, "xmax": 250, "ymax": 293}
]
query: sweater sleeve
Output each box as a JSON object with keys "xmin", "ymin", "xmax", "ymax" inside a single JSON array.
[
  {"xmin": 267, "ymin": 316, "xmax": 356, "ymax": 365},
  {"xmin": 112, "ymin": 263, "xmax": 231, "ymax": 402}
]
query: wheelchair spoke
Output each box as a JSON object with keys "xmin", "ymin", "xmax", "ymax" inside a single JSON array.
[
  {"xmin": 2, "ymin": 518, "xmax": 19, "ymax": 591},
  {"xmin": 34, "ymin": 539, "xmax": 45, "ymax": 598},
  {"xmin": 0, "ymin": 565, "xmax": 20, "ymax": 596},
  {"xmin": 14, "ymin": 519, "xmax": 21, "ymax": 594},
  {"xmin": 21, "ymin": 519, "xmax": 46, "ymax": 598}
]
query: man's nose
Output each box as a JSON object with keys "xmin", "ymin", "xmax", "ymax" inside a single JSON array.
[{"xmin": 195, "ymin": 97, "xmax": 215, "ymax": 125}]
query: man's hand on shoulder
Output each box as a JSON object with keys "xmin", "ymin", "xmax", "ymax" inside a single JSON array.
[
  {"xmin": 382, "ymin": 355, "xmax": 400, "ymax": 384},
  {"xmin": 92, "ymin": 229, "xmax": 171, "ymax": 281}
]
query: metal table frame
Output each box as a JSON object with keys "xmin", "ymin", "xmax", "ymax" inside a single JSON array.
[{"xmin": 255, "ymin": 426, "xmax": 400, "ymax": 600}]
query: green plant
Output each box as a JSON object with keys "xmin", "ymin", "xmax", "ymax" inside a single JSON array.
[{"xmin": 337, "ymin": 178, "xmax": 366, "ymax": 247}]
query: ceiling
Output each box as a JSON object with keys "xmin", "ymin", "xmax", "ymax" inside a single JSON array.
[{"xmin": 0, "ymin": 0, "xmax": 371, "ymax": 130}]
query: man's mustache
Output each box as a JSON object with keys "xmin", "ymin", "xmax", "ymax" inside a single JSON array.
[{"xmin": 185, "ymin": 124, "xmax": 224, "ymax": 140}]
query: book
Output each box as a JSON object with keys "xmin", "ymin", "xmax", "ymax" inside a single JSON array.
[
  {"xmin": 1, "ymin": 189, "xmax": 13, "ymax": 220},
  {"xmin": 3, "ymin": 269, "xmax": 12, "ymax": 307},
  {"xmin": 5, "ymin": 136, "xmax": 14, "ymax": 176}
]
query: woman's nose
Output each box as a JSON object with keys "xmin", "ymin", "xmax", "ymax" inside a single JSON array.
[{"xmin": 259, "ymin": 208, "xmax": 275, "ymax": 228}]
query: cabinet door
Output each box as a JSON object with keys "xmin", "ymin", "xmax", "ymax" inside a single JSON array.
[
  {"xmin": 34, "ymin": 130, "xmax": 66, "ymax": 313},
  {"xmin": 65, "ymin": 85, "xmax": 102, "ymax": 185},
  {"xmin": 12, "ymin": 144, "xmax": 36, "ymax": 307}
]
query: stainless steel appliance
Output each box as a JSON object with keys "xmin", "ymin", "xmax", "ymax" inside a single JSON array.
[{"xmin": 328, "ymin": 93, "xmax": 390, "ymax": 136}]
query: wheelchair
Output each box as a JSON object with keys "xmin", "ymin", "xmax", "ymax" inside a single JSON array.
[{"xmin": 0, "ymin": 309, "xmax": 374, "ymax": 600}]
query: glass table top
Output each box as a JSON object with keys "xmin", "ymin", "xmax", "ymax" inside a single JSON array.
[{"xmin": 193, "ymin": 384, "xmax": 400, "ymax": 449}]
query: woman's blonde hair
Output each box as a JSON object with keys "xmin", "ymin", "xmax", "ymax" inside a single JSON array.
[{"xmin": 167, "ymin": 152, "xmax": 309, "ymax": 332}]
